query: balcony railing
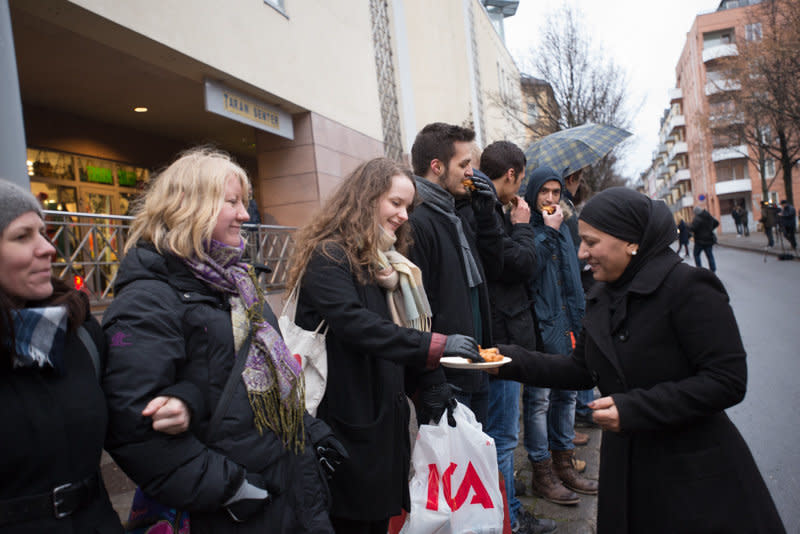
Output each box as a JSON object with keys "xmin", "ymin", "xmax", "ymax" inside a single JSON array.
[
  {"xmin": 668, "ymin": 141, "xmax": 688, "ymax": 164},
  {"xmin": 711, "ymin": 144, "xmax": 749, "ymax": 162},
  {"xmin": 705, "ymin": 78, "xmax": 741, "ymax": 96},
  {"xmin": 702, "ymin": 43, "xmax": 738, "ymax": 63},
  {"xmin": 44, "ymin": 211, "xmax": 296, "ymax": 308},
  {"xmin": 715, "ymin": 179, "xmax": 752, "ymax": 196},
  {"xmin": 667, "ymin": 114, "xmax": 686, "ymax": 136}
]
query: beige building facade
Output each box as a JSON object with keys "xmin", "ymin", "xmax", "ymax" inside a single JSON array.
[{"xmin": 10, "ymin": 0, "xmax": 526, "ymax": 227}]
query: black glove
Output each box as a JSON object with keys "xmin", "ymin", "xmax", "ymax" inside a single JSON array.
[
  {"xmin": 224, "ymin": 473, "xmax": 271, "ymax": 523},
  {"xmin": 306, "ymin": 417, "xmax": 349, "ymax": 480},
  {"xmin": 443, "ymin": 334, "xmax": 484, "ymax": 362},
  {"xmin": 419, "ymin": 382, "xmax": 458, "ymax": 426},
  {"xmin": 469, "ymin": 175, "xmax": 496, "ymax": 216}
]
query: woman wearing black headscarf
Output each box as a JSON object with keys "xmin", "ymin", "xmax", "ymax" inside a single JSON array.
[{"xmin": 495, "ymin": 188, "xmax": 785, "ymax": 533}]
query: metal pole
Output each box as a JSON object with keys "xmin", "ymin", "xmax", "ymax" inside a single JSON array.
[{"xmin": 0, "ymin": 0, "xmax": 29, "ymax": 188}]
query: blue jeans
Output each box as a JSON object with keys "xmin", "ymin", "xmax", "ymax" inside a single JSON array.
[
  {"xmin": 453, "ymin": 373, "xmax": 489, "ymax": 427},
  {"xmin": 523, "ymin": 385, "xmax": 576, "ymax": 463},
  {"xmin": 485, "ymin": 378, "xmax": 520, "ymax": 524},
  {"xmin": 575, "ymin": 388, "xmax": 594, "ymax": 417},
  {"xmin": 694, "ymin": 243, "xmax": 716, "ymax": 272}
]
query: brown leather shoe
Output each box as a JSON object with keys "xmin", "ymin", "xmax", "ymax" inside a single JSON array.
[
  {"xmin": 530, "ymin": 457, "xmax": 580, "ymax": 505},
  {"xmin": 552, "ymin": 449, "xmax": 598, "ymax": 495},
  {"xmin": 572, "ymin": 430, "xmax": 589, "ymax": 446}
]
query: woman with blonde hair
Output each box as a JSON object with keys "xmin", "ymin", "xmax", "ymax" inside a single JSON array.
[
  {"xmin": 288, "ymin": 157, "xmax": 482, "ymax": 534},
  {"xmin": 102, "ymin": 147, "xmax": 338, "ymax": 533}
]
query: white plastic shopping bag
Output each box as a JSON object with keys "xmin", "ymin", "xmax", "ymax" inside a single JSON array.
[
  {"xmin": 400, "ymin": 402, "xmax": 503, "ymax": 534},
  {"xmin": 278, "ymin": 288, "xmax": 327, "ymax": 416}
]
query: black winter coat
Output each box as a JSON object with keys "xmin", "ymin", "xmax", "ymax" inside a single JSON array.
[
  {"xmin": 690, "ymin": 210, "xmax": 719, "ymax": 245},
  {"xmin": 0, "ymin": 315, "xmax": 123, "ymax": 534},
  {"xmin": 498, "ymin": 251, "xmax": 785, "ymax": 533},
  {"xmin": 482, "ymin": 197, "xmax": 538, "ymax": 349},
  {"xmin": 102, "ymin": 245, "xmax": 332, "ymax": 534},
  {"xmin": 295, "ymin": 243, "xmax": 443, "ymax": 521},
  {"xmin": 409, "ymin": 201, "xmax": 499, "ymax": 392}
]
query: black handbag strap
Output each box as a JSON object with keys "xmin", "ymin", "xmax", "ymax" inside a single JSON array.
[{"xmin": 206, "ymin": 331, "xmax": 253, "ymax": 442}]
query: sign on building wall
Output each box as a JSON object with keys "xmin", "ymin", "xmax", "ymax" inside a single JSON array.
[{"xmin": 204, "ymin": 79, "xmax": 294, "ymax": 140}]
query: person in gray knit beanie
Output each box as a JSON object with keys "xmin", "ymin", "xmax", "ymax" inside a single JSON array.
[{"xmin": 0, "ymin": 179, "xmax": 44, "ymax": 236}]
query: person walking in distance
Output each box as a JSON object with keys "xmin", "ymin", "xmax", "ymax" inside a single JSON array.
[
  {"xmin": 676, "ymin": 217, "xmax": 690, "ymax": 257},
  {"xmin": 779, "ymin": 199, "xmax": 797, "ymax": 250},
  {"xmin": 690, "ymin": 206, "xmax": 719, "ymax": 272}
]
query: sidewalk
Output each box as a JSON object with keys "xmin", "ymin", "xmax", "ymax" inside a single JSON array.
[
  {"xmin": 514, "ymin": 425, "xmax": 600, "ymax": 533},
  {"xmin": 715, "ymin": 230, "xmax": 799, "ymax": 260}
]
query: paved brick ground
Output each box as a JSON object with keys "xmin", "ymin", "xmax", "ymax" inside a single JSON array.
[
  {"xmin": 514, "ymin": 424, "xmax": 601, "ymax": 534},
  {"xmin": 101, "ymin": 451, "xmax": 135, "ymax": 522}
]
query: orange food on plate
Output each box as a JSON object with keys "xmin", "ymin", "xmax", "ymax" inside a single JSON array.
[{"xmin": 478, "ymin": 346, "xmax": 504, "ymax": 362}]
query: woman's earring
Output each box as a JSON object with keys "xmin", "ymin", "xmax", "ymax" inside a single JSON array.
[{"xmin": 631, "ymin": 249, "xmax": 638, "ymax": 256}]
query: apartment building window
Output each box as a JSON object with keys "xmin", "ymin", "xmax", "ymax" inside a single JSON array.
[
  {"xmin": 527, "ymin": 102, "xmax": 538, "ymax": 123},
  {"xmin": 704, "ymin": 29, "xmax": 735, "ymax": 48},
  {"xmin": 764, "ymin": 158, "xmax": 776, "ymax": 178},
  {"xmin": 745, "ymin": 22, "xmax": 762, "ymax": 41}
]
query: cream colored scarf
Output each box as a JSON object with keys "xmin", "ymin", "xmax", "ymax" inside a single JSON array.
[{"xmin": 375, "ymin": 228, "xmax": 432, "ymax": 332}]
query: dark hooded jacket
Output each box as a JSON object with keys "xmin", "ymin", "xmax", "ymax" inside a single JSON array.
[
  {"xmin": 523, "ymin": 167, "xmax": 584, "ymax": 354},
  {"xmin": 690, "ymin": 208, "xmax": 719, "ymax": 245},
  {"xmin": 497, "ymin": 188, "xmax": 785, "ymax": 534},
  {"xmin": 102, "ymin": 244, "xmax": 333, "ymax": 534}
]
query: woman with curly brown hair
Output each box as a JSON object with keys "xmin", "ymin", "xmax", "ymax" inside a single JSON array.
[{"xmin": 288, "ymin": 157, "xmax": 482, "ymax": 534}]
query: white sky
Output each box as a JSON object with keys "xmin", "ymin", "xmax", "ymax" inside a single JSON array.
[{"xmin": 503, "ymin": 0, "xmax": 722, "ymax": 181}]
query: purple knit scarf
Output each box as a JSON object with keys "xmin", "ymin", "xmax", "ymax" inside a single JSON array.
[{"xmin": 184, "ymin": 239, "xmax": 305, "ymax": 452}]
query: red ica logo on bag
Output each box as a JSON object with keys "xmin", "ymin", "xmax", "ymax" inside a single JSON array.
[{"xmin": 425, "ymin": 462, "xmax": 494, "ymax": 511}]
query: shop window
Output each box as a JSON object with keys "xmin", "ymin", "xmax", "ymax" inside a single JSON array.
[
  {"xmin": 27, "ymin": 149, "xmax": 74, "ymax": 181},
  {"xmin": 26, "ymin": 146, "xmax": 150, "ymax": 216}
]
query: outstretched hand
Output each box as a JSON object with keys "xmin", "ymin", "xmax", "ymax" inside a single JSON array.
[
  {"xmin": 443, "ymin": 334, "xmax": 484, "ymax": 363},
  {"xmin": 588, "ymin": 396, "xmax": 620, "ymax": 432}
]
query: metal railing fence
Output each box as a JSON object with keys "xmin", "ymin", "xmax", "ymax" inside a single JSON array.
[{"xmin": 43, "ymin": 210, "xmax": 296, "ymax": 308}]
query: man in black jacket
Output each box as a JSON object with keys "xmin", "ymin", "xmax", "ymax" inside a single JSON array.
[
  {"xmin": 477, "ymin": 141, "xmax": 556, "ymax": 534},
  {"xmin": 690, "ymin": 206, "xmax": 719, "ymax": 272},
  {"xmin": 408, "ymin": 122, "xmax": 503, "ymax": 425}
]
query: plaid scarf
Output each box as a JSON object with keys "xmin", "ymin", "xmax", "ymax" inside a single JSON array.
[
  {"xmin": 10, "ymin": 306, "xmax": 68, "ymax": 373},
  {"xmin": 184, "ymin": 239, "xmax": 305, "ymax": 453},
  {"xmin": 375, "ymin": 228, "xmax": 432, "ymax": 332}
]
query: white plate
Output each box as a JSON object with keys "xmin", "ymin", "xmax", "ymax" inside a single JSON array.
[{"xmin": 440, "ymin": 356, "xmax": 511, "ymax": 369}]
